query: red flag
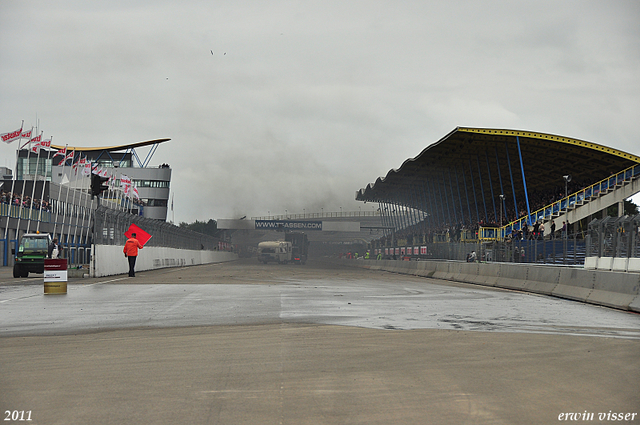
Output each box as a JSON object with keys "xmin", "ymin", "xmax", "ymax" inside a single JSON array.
[
  {"xmin": 54, "ymin": 146, "xmax": 66, "ymax": 157},
  {"xmin": 124, "ymin": 223, "xmax": 152, "ymax": 247}
]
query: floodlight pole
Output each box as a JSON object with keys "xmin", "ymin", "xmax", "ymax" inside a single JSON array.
[
  {"xmin": 563, "ymin": 175, "xmax": 571, "ymax": 240},
  {"xmin": 499, "ymin": 194, "xmax": 505, "ymax": 240}
]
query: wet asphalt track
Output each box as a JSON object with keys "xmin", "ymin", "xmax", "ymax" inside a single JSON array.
[
  {"xmin": 1, "ymin": 258, "xmax": 639, "ymax": 338},
  {"xmin": 1, "ymin": 259, "xmax": 639, "ymax": 425}
]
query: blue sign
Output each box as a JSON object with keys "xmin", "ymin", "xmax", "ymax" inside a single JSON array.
[{"xmin": 255, "ymin": 220, "xmax": 322, "ymax": 231}]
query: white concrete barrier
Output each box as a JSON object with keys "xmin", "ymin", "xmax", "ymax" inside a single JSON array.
[
  {"xmin": 597, "ymin": 257, "xmax": 614, "ymax": 271},
  {"xmin": 342, "ymin": 259, "xmax": 640, "ymax": 312},
  {"xmin": 494, "ymin": 263, "xmax": 528, "ymax": 291},
  {"xmin": 92, "ymin": 245, "xmax": 238, "ymax": 277},
  {"xmin": 587, "ymin": 271, "xmax": 640, "ymax": 310},
  {"xmin": 629, "ymin": 258, "xmax": 640, "ymax": 273},
  {"xmin": 552, "ymin": 268, "xmax": 596, "ymax": 303},
  {"xmin": 522, "ymin": 265, "xmax": 561, "ymax": 296},
  {"xmin": 611, "ymin": 258, "xmax": 629, "ymax": 272},
  {"xmin": 584, "ymin": 257, "xmax": 598, "ymax": 270}
]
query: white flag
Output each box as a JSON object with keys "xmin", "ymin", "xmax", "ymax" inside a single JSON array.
[{"xmin": 1, "ymin": 127, "xmax": 23, "ymax": 144}]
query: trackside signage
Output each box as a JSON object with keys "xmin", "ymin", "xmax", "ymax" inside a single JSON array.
[{"xmin": 255, "ymin": 220, "xmax": 322, "ymax": 231}]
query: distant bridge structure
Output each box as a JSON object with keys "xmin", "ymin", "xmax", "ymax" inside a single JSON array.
[{"xmin": 218, "ymin": 210, "xmax": 392, "ymax": 245}]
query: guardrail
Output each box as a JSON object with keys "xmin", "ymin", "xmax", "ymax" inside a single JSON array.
[
  {"xmin": 500, "ymin": 164, "xmax": 640, "ymax": 237},
  {"xmin": 0, "ymin": 203, "xmax": 52, "ymax": 222}
]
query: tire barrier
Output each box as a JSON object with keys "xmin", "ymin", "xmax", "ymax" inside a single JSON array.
[{"xmin": 344, "ymin": 259, "xmax": 640, "ymax": 312}]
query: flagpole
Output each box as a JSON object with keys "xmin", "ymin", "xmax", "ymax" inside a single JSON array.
[
  {"xmin": 3, "ymin": 123, "xmax": 29, "ymax": 242},
  {"xmin": 76, "ymin": 167, "xmax": 92, "ymax": 261},
  {"xmin": 69, "ymin": 157, "xmax": 88, "ymax": 262},
  {"xmin": 118, "ymin": 174, "xmax": 126, "ymax": 212},
  {"xmin": 52, "ymin": 144, "xmax": 68, "ymax": 237},
  {"xmin": 60, "ymin": 151, "xmax": 75, "ymax": 248},
  {"xmin": 16, "ymin": 130, "xmax": 38, "ymax": 237},
  {"xmin": 26, "ymin": 133, "xmax": 44, "ymax": 234},
  {"xmin": 2, "ymin": 148, "xmax": 17, "ymax": 242},
  {"xmin": 62, "ymin": 154, "xmax": 82, "ymax": 256},
  {"xmin": 79, "ymin": 162, "xmax": 97, "ymax": 250},
  {"xmin": 36, "ymin": 136, "xmax": 53, "ymax": 231},
  {"xmin": 83, "ymin": 196, "xmax": 94, "ymax": 246},
  {"xmin": 82, "ymin": 166, "xmax": 95, "ymax": 247},
  {"xmin": 108, "ymin": 169, "xmax": 115, "ymax": 209}
]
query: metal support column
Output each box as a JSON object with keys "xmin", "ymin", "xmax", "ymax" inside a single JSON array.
[
  {"xmin": 516, "ymin": 136, "xmax": 532, "ymax": 225},
  {"xmin": 468, "ymin": 160, "xmax": 481, "ymax": 224},
  {"xmin": 453, "ymin": 167, "xmax": 465, "ymax": 225},
  {"xmin": 505, "ymin": 142, "xmax": 520, "ymax": 221},
  {"xmin": 476, "ymin": 156, "xmax": 488, "ymax": 222},
  {"xmin": 427, "ymin": 177, "xmax": 442, "ymax": 227},
  {"xmin": 495, "ymin": 147, "xmax": 507, "ymax": 223},
  {"xmin": 437, "ymin": 172, "xmax": 451, "ymax": 224},
  {"xmin": 446, "ymin": 169, "xmax": 458, "ymax": 224},
  {"xmin": 485, "ymin": 150, "xmax": 497, "ymax": 223},
  {"xmin": 460, "ymin": 165, "xmax": 473, "ymax": 225}
]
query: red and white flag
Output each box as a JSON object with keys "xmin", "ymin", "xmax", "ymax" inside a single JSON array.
[
  {"xmin": 30, "ymin": 138, "xmax": 51, "ymax": 154},
  {"xmin": 82, "ymin": 162, "xmax": 91, "ymax": 177},
  {"xmin": 54, "ymin": 146, "xmax": 67, "ymax": 157},
  {"xmin": 72, "ymin": 156, "xmax": 83, "ymax": 173},
  {"xmin": 63, "ymin": 150, "xmax": 75, "ymax": 164},
  {"xmin": 120, "ymin": 174, "xmax": 131, "ymax": 187},
  {"xmin": 28, "ymin": 135, "xmax": 43, "ymax": 153},
  {"xmin": 1, "ymin": 126, "xmax": 23, "ymax": 144},
  {"xmin": 20, "ymin": 133, "xmax": 41, "ymax": 149},
  {"xmin": 20, "ymin": 128, "xmax": 32, "ymax": 139}
]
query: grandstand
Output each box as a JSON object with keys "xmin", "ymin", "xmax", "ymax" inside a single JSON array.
[{"xmin": 356, "ymin": 127, "xmax": 640, "ymax": 264}]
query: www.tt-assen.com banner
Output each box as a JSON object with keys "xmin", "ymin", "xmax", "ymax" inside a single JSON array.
[{"xmin": 254, "ymin": 220, "xmax": 322, "ymax": 231}]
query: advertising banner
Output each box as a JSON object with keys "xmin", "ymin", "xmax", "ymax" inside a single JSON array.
[{"xmin": 255, "ymin": 220, "xmax": 322, "ymax": 231}]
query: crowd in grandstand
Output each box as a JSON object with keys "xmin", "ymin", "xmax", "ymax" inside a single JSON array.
[
  {"xmin": 1, "ymin": 191, "xmax": 52, "ymax": 212},
  {"xmin": 376, "ymin": 179, "xmax": 586, "ymax": 247}
]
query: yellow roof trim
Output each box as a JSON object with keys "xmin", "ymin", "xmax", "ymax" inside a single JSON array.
[
  {"xmin": 50, "ymin": 138, "xmax": 171, "ymax": 152},
  {"xmin": 456, "ymin": 127, "xmax": 640, "ymax": 163}
]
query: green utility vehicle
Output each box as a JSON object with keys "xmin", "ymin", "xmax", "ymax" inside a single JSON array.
[{"xmin": 13, "ymin": 233, "xmax": 52, "ymax": 278}]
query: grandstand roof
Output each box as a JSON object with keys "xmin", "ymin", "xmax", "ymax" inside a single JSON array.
[
  {"xmin": 50, "ymin": 138, "xmax": 171, "ymax": 152},
  {"xmin": 356, "ymin": 127, "xmax": 640, "ymax": 223}
]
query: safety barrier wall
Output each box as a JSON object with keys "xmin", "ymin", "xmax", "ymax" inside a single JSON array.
[
  {"xmin": 91, "ymin": 245, "xmax": 238, "ymax": 277},
  {"xmin": 344, "ymin": 259, "xmax": 640, "ymax": 312},
  {"xmin": 584, "ymin": 256, "xmax": 640, "ymax": 273}
]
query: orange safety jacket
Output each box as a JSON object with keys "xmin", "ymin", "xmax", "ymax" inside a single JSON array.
[{"xmin": 123, "ymin": 238, "xmax": 143, "ymax": 257}]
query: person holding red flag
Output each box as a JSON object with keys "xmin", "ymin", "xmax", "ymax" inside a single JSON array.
[{"xmin": 123, "ymin": 233, "xmax": 143, "ymax": 277}]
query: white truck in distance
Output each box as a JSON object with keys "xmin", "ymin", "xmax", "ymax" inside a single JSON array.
[{"xmin": 257, "ymin": 241, "xmax": 292, "ymax": 264}]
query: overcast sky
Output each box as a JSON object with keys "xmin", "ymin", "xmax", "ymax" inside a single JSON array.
[{"xmin": 1, "ymin": 1, "xmax": 639, "ymax": 223}]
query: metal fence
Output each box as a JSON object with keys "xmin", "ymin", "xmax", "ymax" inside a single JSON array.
[
  {"xmin": 586, "ymin": 215, "xmax": 640, "ymax": 258},
  {"xmin": 376, "ymin": 231, "xmax": 587, "ymax": 265},
  {"xmin": 93, "ymin": 206, "xmax": 223, "ymax": 251}
]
